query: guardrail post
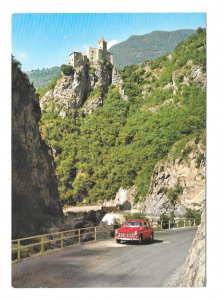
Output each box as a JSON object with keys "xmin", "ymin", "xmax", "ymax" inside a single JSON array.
[
  {"xmin": 17, "ymin": 240, "xmax": 20, "ymax": 260},
  {"xmin": 176, "ymin": 221, "xmax": 178, "ymax": 228},
  {"xmin": 61, "ymin": 233, "xmax": 63, "ymax": 248},
  {"xmin": 161, "ymin": 221, "xmax": 163, "ymax": 230},
  {"xmin": 78, "ymin": 229, "xmax": 80, "ymax": 243},
  {"xmin": 94, "ymin": 227, "xmax": 97, "ymax": 241},
  {"xmin": 169, "ymin": 221, "xmax": 171, "ymax": 230},
  {"xmin": 189, "ymin": 220, "xmax": 191, "ymax": 227},
  {"xmin": 194, "ymin": 219, "xmax": 196, "ymax": 227},
  {"xmin": 40, "ymin": 236, "xmax": 44, "ymax": 253}
]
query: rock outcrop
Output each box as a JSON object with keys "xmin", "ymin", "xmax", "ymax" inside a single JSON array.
[
  {"xmin": 40, "ymin": 62, "xmax": 114, "ymax": 116},
  {"xmin": 143, "ymin": 141, "xmax": 205, "ymax": 216},
  {"xmin": 12, "ymin": 58, "xmax": 63, "ymax": 238},
  {"xmin": 179, "ymin": 202, "xmax": 206, "ymax": 287},
  {"xmin": 102, "ymin": 187, "xmax": 136, "ymax": 210}
]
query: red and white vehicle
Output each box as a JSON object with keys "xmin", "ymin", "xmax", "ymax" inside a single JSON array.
[{"xmin": 115, "ymin": 219, "xmax": 154, "ymax": 244}]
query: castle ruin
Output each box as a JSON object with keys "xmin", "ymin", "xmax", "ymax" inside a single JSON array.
[{"xmin": 69, "ymin": 37, "xmax": 113, "ymax": 68}]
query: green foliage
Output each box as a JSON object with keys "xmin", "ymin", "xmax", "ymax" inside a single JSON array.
[
  {"xmin": 123, "ymin": 212, "xmax": 147, "ymax": 220},
  {"xmin": 37, "ymin": 74, "xmax": 62, "ymax": 98},
  {"xmin": 184, "ymin": 208, "xmax": 201, "ymax": 225},
  {"xmin": 26, "ymin": 66, "xmax": 61, "ymax": 90},
  {"xmin": 40, "ymin": 31, "xmax": 206, "ymax": 206},
  {"xmin": 159, "ymin": 212, "xmax": 175, "ymax": 229},
  {"xmin": 110, "ymin": 29, "xmax": 196, "ymax": 69},
  {"xmin": 61, "ymin": 64, "xmax": 74, "ymax": 76},
  {"xmin": 173, "ymin": 29, "xmax": 206, "ymax": 67},
  {"xmin": 166, "ymin": 184, "xmax": 183, "ymax": 205},
  {"xmin": 196, "ymin": 152, "xmax": 205, "ymax": 168}
]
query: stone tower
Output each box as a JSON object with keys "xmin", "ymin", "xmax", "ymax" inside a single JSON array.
[
  {"xmin": 98, "ymin": 37, "xmax": 107, "ymax": 53},
  {"xmin": 97, "ymin": 37, "xmax": 107, "ymax": 61}
]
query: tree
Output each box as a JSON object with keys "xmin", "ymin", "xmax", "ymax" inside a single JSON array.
[{"xmin": 61, "ymin": 64, "xmax": 74, "ymax": 76}]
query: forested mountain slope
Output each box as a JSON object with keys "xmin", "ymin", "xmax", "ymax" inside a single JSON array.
[
  {"xmin": 40, "ymin": 30, "xmax": 206, "ymax": 211},
  {"xmin": 110, "ymin": 29, "xmax": 196, "ymax": 69}
]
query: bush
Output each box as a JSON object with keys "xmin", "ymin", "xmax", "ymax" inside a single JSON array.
[
  {"xmin": 196, "ymin": 152, "xmax": 205, "ymax": 168},
  {"xmin": 167, "ymin": 184, "xmax": 183, "ymax": 205},
  {"xmin": 123, "ymin": 212, "xmax": 147, "ymax": 220},
  {"xmin": 61, "ymin": 64, "xmax": 74, "ymax": 76},
  {"xmin": 184, "ymin": 208, "xmax": 201, "ymax": 225},
  {"xmin": 159, "ymin": 212, "xmax": 175, "ymax": 229}
]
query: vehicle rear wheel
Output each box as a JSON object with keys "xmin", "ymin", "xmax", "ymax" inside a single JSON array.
[
  {"xmin": 150, "ymin": 232, "xmax": 154, "ymax": 242},
  {"xmin": 138, "ymin": 235, "xmax": 143, "ymax": 245},
  {"xmin": 116, "ymin": 239, "xmax": 121, "ymax": 244}
]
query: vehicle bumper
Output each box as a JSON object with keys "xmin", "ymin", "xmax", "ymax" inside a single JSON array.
[{"xmin": 116, "ymin": 237, "xmax": 139, "ymax": 241}]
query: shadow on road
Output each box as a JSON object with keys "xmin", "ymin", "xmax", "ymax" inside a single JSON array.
[{"xmin": 122, "ymin": 239, "xmax": 163, "ymax": 246}]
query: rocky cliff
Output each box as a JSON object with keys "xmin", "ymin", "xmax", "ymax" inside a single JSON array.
[
  {"xmin": 142, "ymin": 140, "xmax": 205, "ymax": 216},
  {"xmin": 40, "ymin": 62, "xmax": 114, "ymax": 116},
  {"xmin": 179, "ymin": 202, "xmax": 206, "ymax": 287},
  {"xmin": 12, "ymin": 58, "xmax": 63, "ymax": 238}
]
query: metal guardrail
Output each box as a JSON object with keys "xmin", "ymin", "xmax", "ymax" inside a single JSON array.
[
  {"xmin": 12, "ymin": 225, "xmax": 111, "ymax": 262},
  {"xmin": 12, "ymin": 218, "xmax": 198, "ymax": 262}
]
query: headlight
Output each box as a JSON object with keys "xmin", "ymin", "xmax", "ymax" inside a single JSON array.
[
  {"xmin": 134, "ymin": 231, "xmax": 138, "ymax": 235},
  {"xmin": 115, "ymin": 230, "xmax": 118, "ymax": 234}
]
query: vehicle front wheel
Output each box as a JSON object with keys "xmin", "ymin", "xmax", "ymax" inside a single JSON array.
[
  {"xmin": 116, "ymin": 239, "xmax": 121, "ymax": 244},
  {"xmin": 138, "ymin": 235, "xmax": 143, "ymax": 245}
]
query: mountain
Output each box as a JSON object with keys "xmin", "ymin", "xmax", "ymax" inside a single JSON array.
[
  {"xmin": 39, "ymin": 29, "xmax": 206, "ymax": 215},
  {"xmin": 26, "ymin": 29, "xmax": 196, "ymax": 90},
  {"xmin": 26, "ymin": 66, "xmax": 61, "ymax": 90},
  {"xmin": 109, "ymin": 29, "xmax": 196, "ymax": 69}
]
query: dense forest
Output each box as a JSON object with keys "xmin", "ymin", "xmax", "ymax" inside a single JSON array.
[{"xmin": 39, "ymin": 29, "xmax": 206, "ymax": 207}]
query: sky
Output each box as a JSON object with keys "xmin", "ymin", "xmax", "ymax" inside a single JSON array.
[{"xmin": 12, "ymin": 13, "xmax": 206, "ymax": 71}]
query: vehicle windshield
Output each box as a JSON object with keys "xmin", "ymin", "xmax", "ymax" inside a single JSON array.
[{"xmin": 125, "ymin": 221, "xmax": 142, "ymax": 227}]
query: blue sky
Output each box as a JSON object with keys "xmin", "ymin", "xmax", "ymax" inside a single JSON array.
[{"xmin": 12, "ymin": 13, "xmax": 206, "ymax": 71}]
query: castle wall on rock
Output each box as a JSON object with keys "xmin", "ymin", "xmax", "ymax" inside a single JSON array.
[
  {"xmin": 69, "ymin": 52, "xmax": 88, "ymax": 68},
  {"xmin": 69, "ymin": 37, "xmax": 113, "ymax": 68}
]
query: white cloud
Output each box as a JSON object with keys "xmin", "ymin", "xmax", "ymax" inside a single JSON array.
[
  {"xmin": 107, "ymin": 40, "xmax": 120, "ymax": 49},
  {"xmin": 19, "ymin": 52, "xmax": 27, "ymax": 61},
  {"xmin": 82, "ymin": 45, "xmax": 89, "ymax": 52}
]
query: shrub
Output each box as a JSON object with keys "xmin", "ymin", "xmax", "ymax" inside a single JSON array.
[
  {"xmin": 184, "ymin": 208, "xmax": 201, "ymax": 225},
  {"xmin": 159, "ymin": 212, "xmax": 175, "ymax": 229},
  {"xmin": 196, "ymin": 152, "xmax": 205, "ymax": 168},
  {"xmin": 124, "ymin": 212, "xmax": 147, "ymax": 220},
  {"xmin": 167, "ymin": 184, "xmax": 183, "ymax": 205},
  {"xmin": 61, "ymin": 64, "xmax": 74, "ymax": 76}
]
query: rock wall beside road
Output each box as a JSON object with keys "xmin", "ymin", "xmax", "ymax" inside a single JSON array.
[
  {"xmin": 12, "ymin": 58, "xmax": 63, "ymax": 238},
  {"xmin": 179, "ymin": 201, "xmax": 206, "ymax": 287}
]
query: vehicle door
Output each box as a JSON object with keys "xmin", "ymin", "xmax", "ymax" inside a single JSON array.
[{"xmin": 143, "ymin": 221, "xmax": 152, "ymax": 238}]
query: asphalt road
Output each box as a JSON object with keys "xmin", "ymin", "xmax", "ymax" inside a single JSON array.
[{"xmin": 12, "ymin": 227, "xmax": 196, "ymax": 288}]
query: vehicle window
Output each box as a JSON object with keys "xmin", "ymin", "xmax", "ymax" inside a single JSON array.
[{"xmin": 126, "ymin": 221, "xmax": 142, "ymax": 227}]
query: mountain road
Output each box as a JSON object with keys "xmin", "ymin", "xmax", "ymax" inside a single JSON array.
[{"xmin": 12, "ymin": 227, "xmax": 196, "ymax": 288}]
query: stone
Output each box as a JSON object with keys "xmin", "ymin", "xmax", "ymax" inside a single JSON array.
[
  {"xmin": 142, "ymin": 141, "xmax": 205, "ymax": 216},
  {"xmin": 179, "ymin": 202, "xmax": 206, "ymax": 287},
  {"xmin": 40, "ymin": 63, "xmax": 113, "ymax": 116},
  {"xmin": 12, "ymin": 59, "xmax": 63, "ymax": 239}
]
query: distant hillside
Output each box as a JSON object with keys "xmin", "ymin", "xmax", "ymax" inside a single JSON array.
[
  {"xmin": 110, "ymin": 29, "xmax": 196, "ymax": 69},
  {"xmin": 26, "ymin": 66, "xmax": 61, "ymax": 90}
]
